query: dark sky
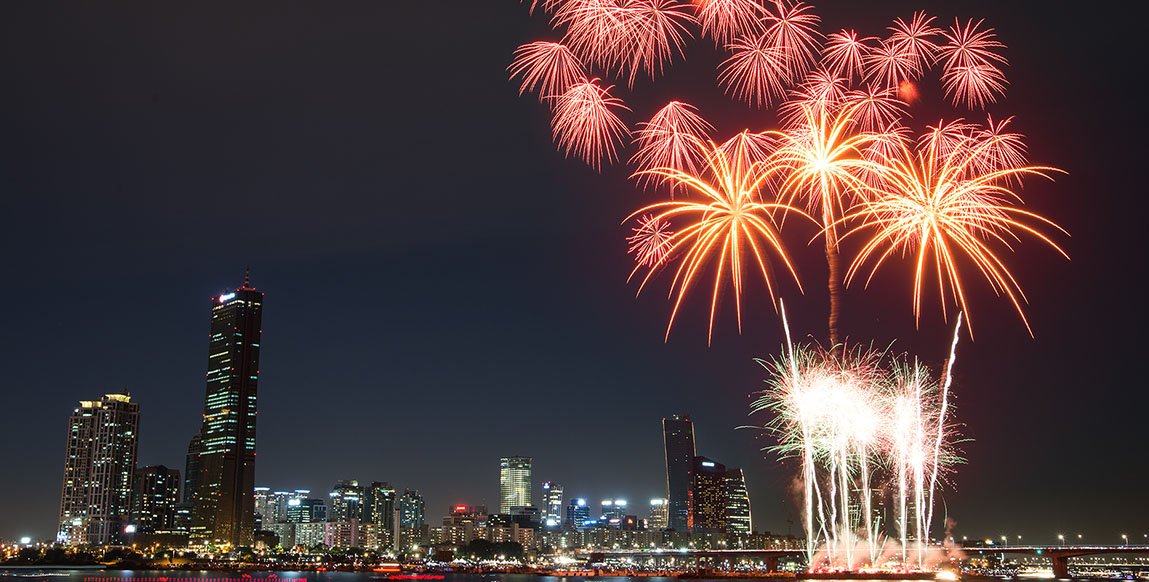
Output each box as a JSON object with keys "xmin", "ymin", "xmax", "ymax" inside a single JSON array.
[{"xmin": 1, "ymin": 1, "xmax": 1144, "ymax": 545}]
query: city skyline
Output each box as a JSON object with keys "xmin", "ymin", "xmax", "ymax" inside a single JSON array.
[{"xmin": 0, "ymin": 0, "xmax": 1145, "ymax": 547}]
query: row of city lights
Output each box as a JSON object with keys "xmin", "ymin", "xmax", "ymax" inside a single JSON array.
[{"xmin": 962, "ymin": 534, "xmax": 1149, "ymax": 545}]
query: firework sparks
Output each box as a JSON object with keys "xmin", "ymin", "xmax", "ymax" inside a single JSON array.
[
  {"xmin": 718, "ymin": 33, "xmax": 791, "ymax": 108},
  {"xmin": 841, "ymin": 129, "xmax": 1068, "ymax": 335},
  {"xmin": 630, "ymin": 100, "xmax": 715, "ymax": 188},
  {"xmin": 849, "ymin": 85, "xmax": 907, "ymax": 133},
  {"xmin": 865, "ymin": 39, "xmax": 923, "ymax": 91},
  {"xmin": 558, "ymin": 0, "xmax": 696, "ymax": 86},
  {"xmin": 821, "ymin": 29, "xmax": 871, "ymax": 83},
  {"xmin": 938, "ymin": 18, "xmax": 1008, "ymax": 108},
  {"xmin": 694, "ymin": 0, "xmax": 765, "ymax": 46},
  {"xmin": 628, "ymin": 213, "xmax": 676, "ymax": 267},
  {"xmin": 761, "ymin": 0, "xmax": 823, "ymax": 81},
  {"xmin": 629, "ymin": 138, "xmax": 807, "ymax": 342},
  {"xmin": 753, "ymin": 328, "xmax": 965, "ymax": 567},
  {"xmin": 886, "ymin": 12, "xmax": 942, "ymax": 72},
  {"xmin": 551, "ymin": 78, "xmax": 631, "ymax": 169},
  {"xmin": 508, "ymin": 41, "xmax": 587, "ymax": 102}
]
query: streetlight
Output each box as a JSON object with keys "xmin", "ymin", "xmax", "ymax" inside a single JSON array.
[
  {"xmin": 1122, "ymin": 534, "xmax": 1128, "ymax": 546},
  {"xmin": 1058, "ymin": 534, "xmax": 1065, "ymax": 546}
]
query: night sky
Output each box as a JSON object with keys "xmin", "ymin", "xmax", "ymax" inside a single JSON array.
[{"xmin": 1, "ymin": 1, "xmax": 1144, "ymax": 544}]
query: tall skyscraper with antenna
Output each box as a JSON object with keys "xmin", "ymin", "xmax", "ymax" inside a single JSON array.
[{"xmin": 191, "ymin": 271, "xmax": 263, "ymax": 548}]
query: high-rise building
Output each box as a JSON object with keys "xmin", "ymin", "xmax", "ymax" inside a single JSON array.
[
  {"xmin": 565, "ymin": 498, "xmax": 590, "ymax": 530},
  {"xmin": 648, "ymin": 498, "xmax": 669, "ymax": 530},
  {"xmin": 663, "ymin": 414, "xmax": 695, "ymax": 531},
  {"xmin": 541, "ymin": 481, "xmax": 563, "ymax": 528},
  {"xmin": 285, "ymin": 497, "xmax": 327, "ymax": 523},
  {"xmin": 173, "ymin": 433, "xmax": 203, "ymax": 533},
  {"xmin": 132, "ymin": 465, "xmax": 181, "ymax": 534},
  {"xmin": 724, "ymin": 467, "xmax": 752, "ymax": 534},
  {"xmin": 57, "ymin": 393, "xmax": 140, "ymax": 545},
  {"xmin": 363, "ymin": 481, "xmax": 396, "ymax": 529},
  {"xmin": 690, "ymin": 456, "xmax": 727, "ymax": 533},
  {"xmin": 253, "ymin": 487, "xmax": 272, "ymax": 529},
  {"xmin": 191, "ymin": 274, "xmax": 264, "ymax": 548},
  {"xmin": 600, "ymin": 498, "xmax": 628, "ymax": 525},
  {"xmin": 329, "ymin": 480, "xmax": 363, "ymax": 522},
  {"xmin": 183, "ymin": 433, "xmax": 202, "ymax": 505},
  {"xmin": 399, "ymin": 489, "xmax": 425, "ymax": 528},
  {"xmin": 499, "ymin": 456, "xmax": 532, "ymax": 513}
]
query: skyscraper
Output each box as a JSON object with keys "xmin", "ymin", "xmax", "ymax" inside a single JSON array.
[
  {"xmin": 647, "ymin": 498, "xmax": 668, "ymax": 530},
  {"xmin": 498, "ymin": 456, "xmax": 532, "ymax": 513},
  {"xmin": 285, "ymin": 497, "xmax": 327, "ymax": 523},
  {"xmin": 690, "ymin": 456, "xmax": 727, "ymax": 533},
  {"xmin": 541, "ymin": 481, "xmax": 563, "ymax": 528},
  {"xmin": 191, "ymin": 274, "xmax": 264, "ymax": 548},
  {"xmin": 328, "ymin": 480, "xmax": 363, "ymax": 522},
  {"xmin": 565, "ymin": 498, "xmax": 590, "ymax": 530},
  {"xmin": 132, "ymin": 465, "xmax": 182, "ymax": 535},
  {"xmin": 724, "ymin": 467, "xmax": 752, "ymax": 534},
  {"xmin": 57, "ymin": 393, "xmax": 140, "ymax": 546},
  {"xmin": 399, "ymin": 489, "xmax": 425, "ymax": 528},
  {"xmin": 662, "ymin": 414, "xmax": 695, "ymax": 531},
  {"xmin": 363, "ymin": 481, "xmax": 396, "ymax": 529}
]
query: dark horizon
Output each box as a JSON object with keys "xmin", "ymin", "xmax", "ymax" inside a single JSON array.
[{"xmin": 0, "ymin": 1, "xmax": 1144, "ymax": 545}]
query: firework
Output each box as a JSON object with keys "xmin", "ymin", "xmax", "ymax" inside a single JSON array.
[
  {"xmin": 629, "ymin": 137, "xmax": 807, "ymax": 342},
  {"xmin": 841, "ymin": 128, "xmax": 1068, "ymax": 335},
  {"xmin": 761, "ymin": 0, "xmax": 823, "ymax": 81},
  {"xmin": 508, "ymin": 41, "xmax": 587, "ymax": 102},
  {"xmin": 628, "ymin": 213, "xmax": 675, "ymax": 267},
  {"xmin": 769, "ymin": 100, "xmax": 889, "ymax": 346},
  {"xmin": 886, "ymin": 12, "xmax": 942, "ymax": 72},
  {"xmin": 821, "ymin": 29, "xmax": 871, "ymax": 83},
  {"xmin": 630, "ymin": 101, "xmax": 715, "ymax": 188},
  {"xmin": 938, "ymin": 18, "xmax": 1008, "ymax": 108},
  {"xmin": 849, "ymin": 85, "xmax": 906, "ymax": 133},
  {"xmin": 551, "ymin": 78, "xmax": 631, "ymax": 169},
  {"xmin": 865, "ymin": 39, "xmax": 923, "ymax": 91},
  {"xmin": 752, "ymin": 304, "xmax": 966, "ymax": 567},
  {"xmin": 718, "ymin": 33, "xmax": 791, "ymax": 108},
  {"xmin": 558, "ymin": 0, "xmax": 696, "ymax": 86},
  {"xmin": 694, "ymin": 0, "xmax": 766, "ymax": 46}
]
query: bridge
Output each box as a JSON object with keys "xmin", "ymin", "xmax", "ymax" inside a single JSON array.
[
  {"xmin": 578, "ymin": 545, "xmax": 1149, "ymax": 577},
  {"xmin": 963, "ymin": 545, "xmax": 1149, "ymax": 578},
  {"xmin": 579, "ymin": 548, "xmax": 807, "ymax": 573}
]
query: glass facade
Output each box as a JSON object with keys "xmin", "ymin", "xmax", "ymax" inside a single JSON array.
[
  {"xmin": 541, "ymin": 481, "xmax": 563, "ymax": 528},
  {"xmin": 499, "ymin": 456, "xmax": 532, "ymax": 513},
  {"xmin": 662, "ymin": 414, "xmax": 695, "ymax": 531},
  {"xmin": 399, "ymin": 489, "xmax": 425, "ymax": 528},
  {"xmin": 191, "ymin": 277, "xmax": 263, "ymax": 548},
  {"xmin": 724, "ymin": 467, "xmax": 752, "ymax": 534}
]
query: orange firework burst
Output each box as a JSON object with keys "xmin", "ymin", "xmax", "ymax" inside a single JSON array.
[
  {"xmin": 770, "ymin": 100, "xmax": 888, "ymax": 233},
  {"xmin": 551, "ymin": 78, "xmax": 631, "ymax": 169},
  {"xmin": 630, "ymin": 137, "xmax": 808, "ymax": 342},
  {"xmin": 768, "ymin": 99, "xmax": 890, "ymax": 347},
  {"xmin": 841, "ymin": 128, "xmax": 1067, "ymax": 336}
]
